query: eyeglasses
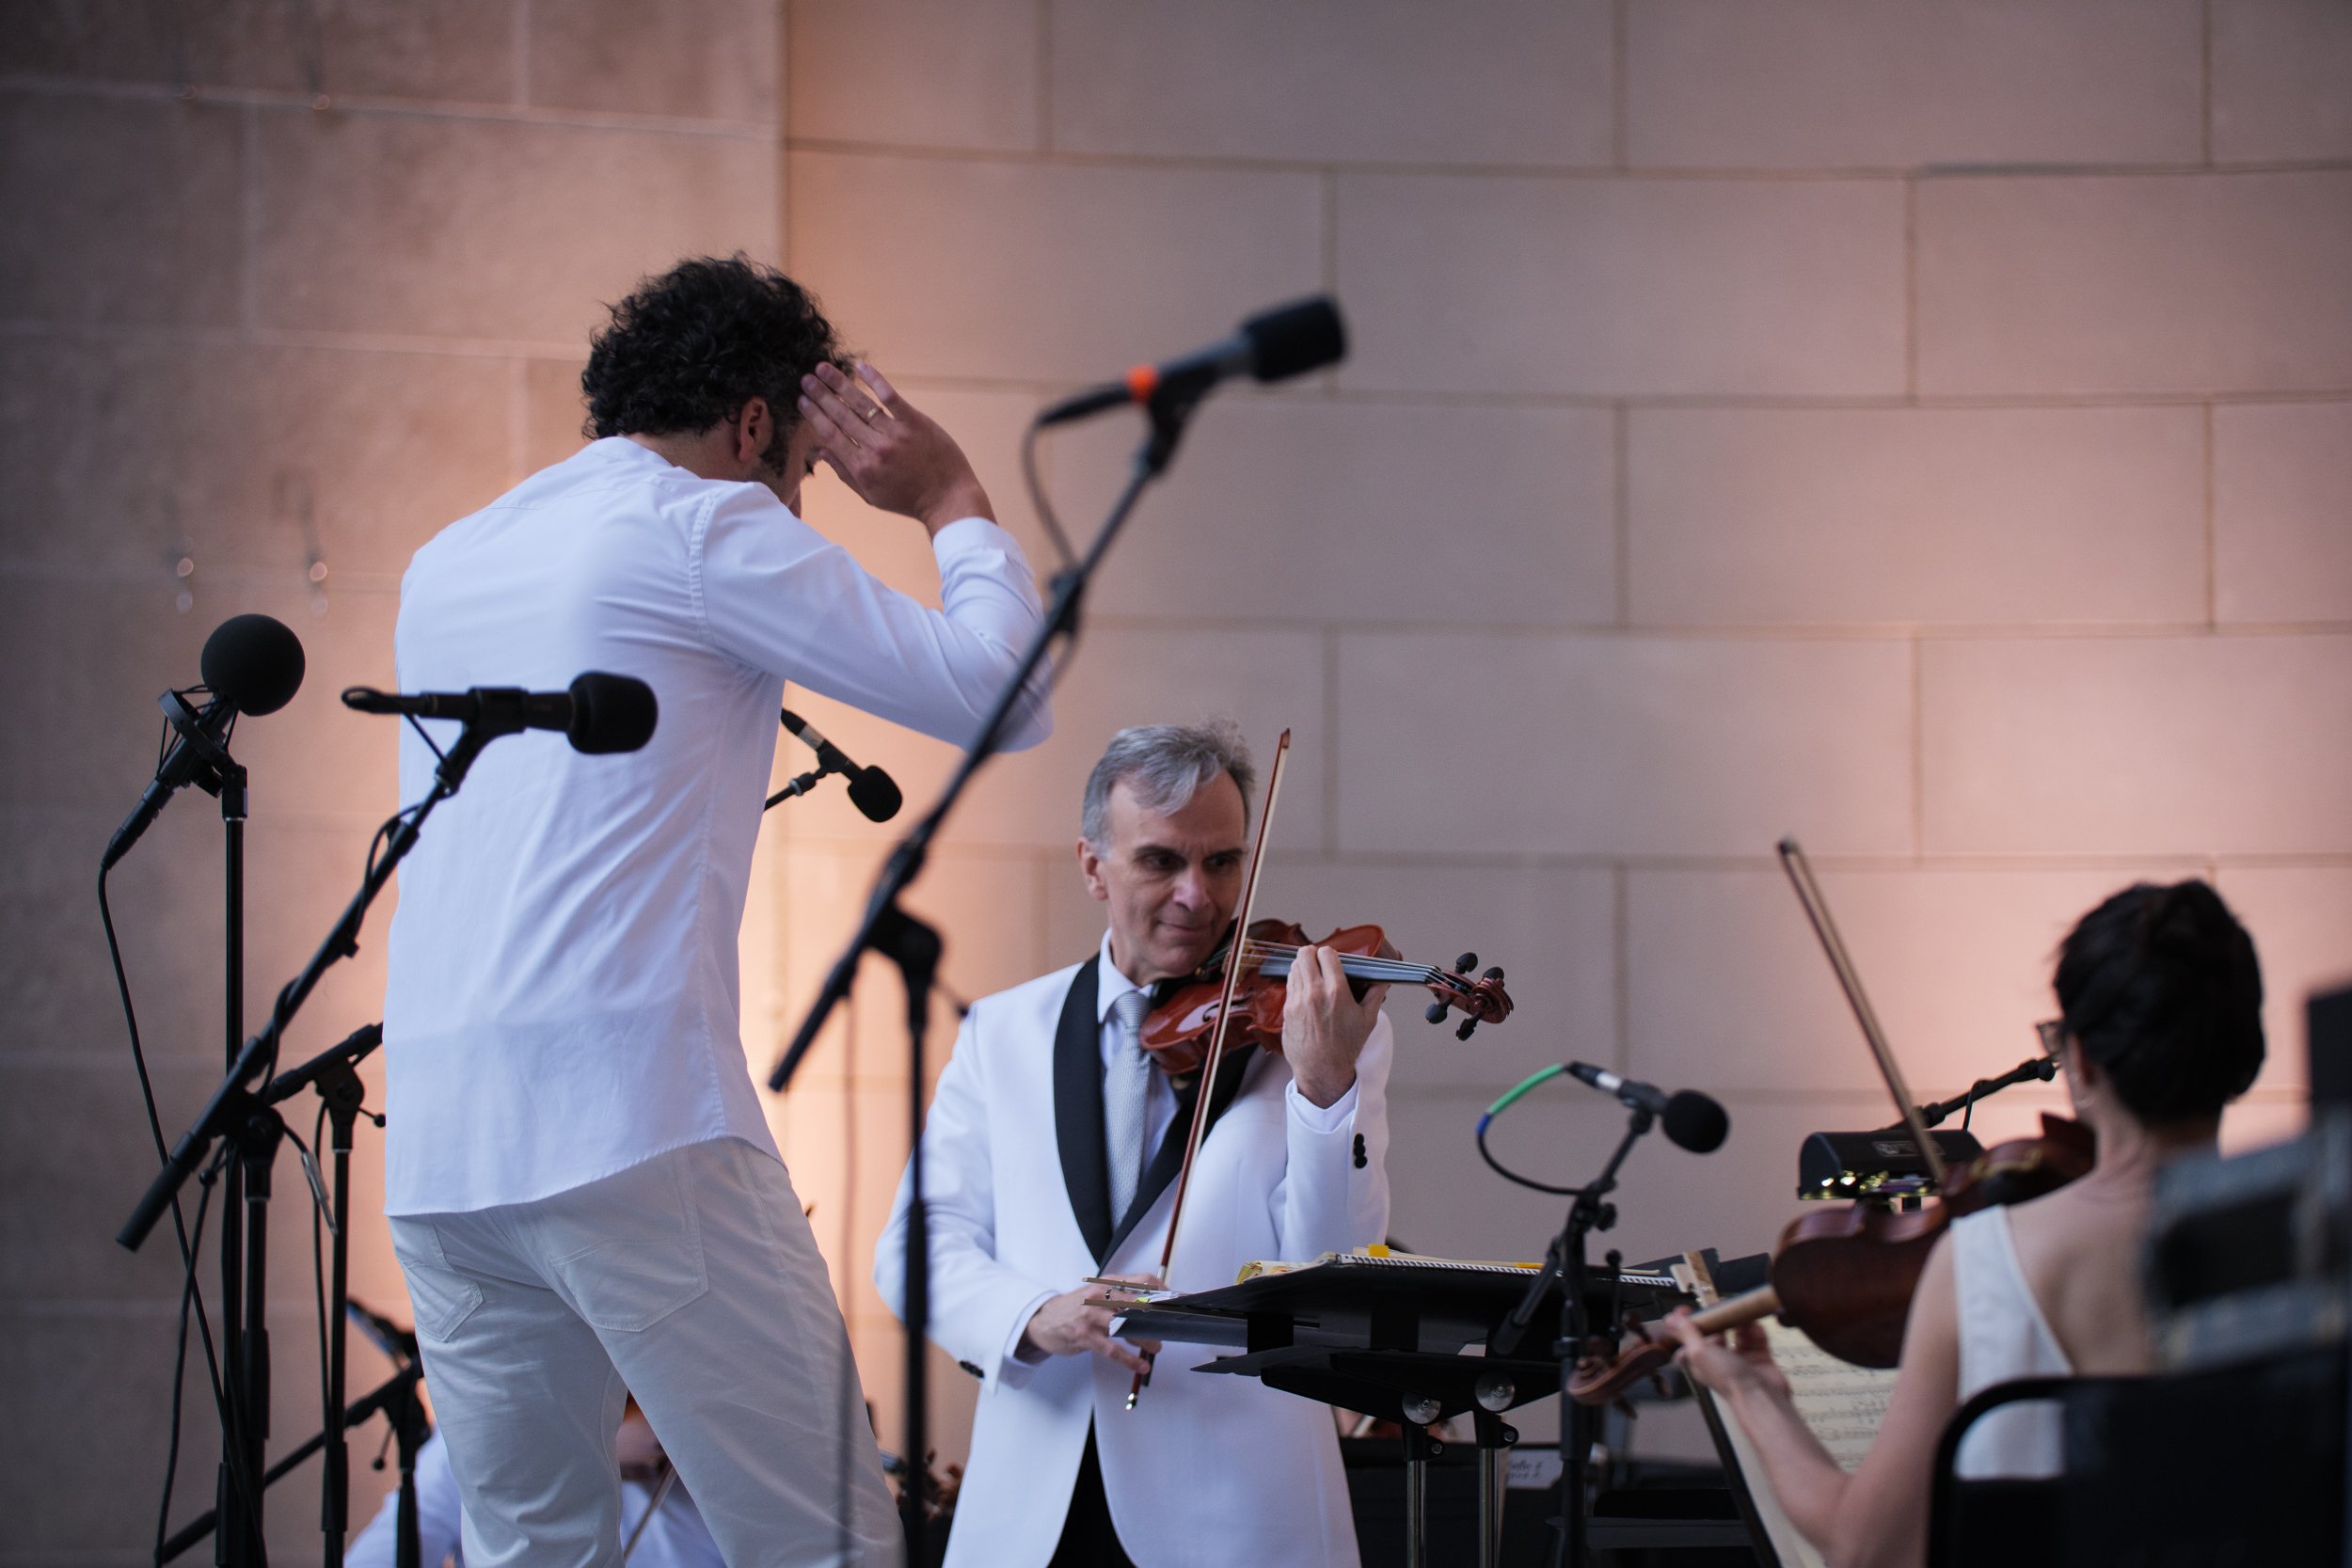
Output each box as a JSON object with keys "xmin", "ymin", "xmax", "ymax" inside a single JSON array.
[{"xmin": 2035, "ymin": 1018, "xmax": 2068, "ymax": 1060}]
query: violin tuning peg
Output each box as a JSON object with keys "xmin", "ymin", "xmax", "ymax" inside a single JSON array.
[
  {"xmin": 1456, "ymin": 1016, "xmax": 1479, "ymax": 1042},
  {"xmin": 1455, "ymin": 952, "xmax": 1478, "ymax": 974},
  {"xmin": 1484, "ymin": 966, "xmax": 1505, "ymax": 982},
  {"xmin": 1424, "ymin": 999, "xmax": 1450, "ymax": 1026}
]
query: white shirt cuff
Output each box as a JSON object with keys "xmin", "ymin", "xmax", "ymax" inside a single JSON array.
[
  {"xmin": 1286, "ymin": 1075, "xmax": 1359, "ymax": 1133},
  {"xmin": 930, "ymin": 515, "xmax": 1011, "ymax": 559},
  {"xmin": 994, "ymin": 1286, "xmax": 1060, "ymax": 1389}
]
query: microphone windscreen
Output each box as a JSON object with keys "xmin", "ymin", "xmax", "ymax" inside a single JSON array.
[
  {"xmin": 1662, "ymin": 1090, "xmax": 1729, "ymax": 1154},
  {"xmin": 847, "ymin": 766, "xmax": 903, "ymax": 823},
  {"xmin": 200, "ymin": 613, "xmax": 306, "ymax": 716},
  {"xmin": 566, "ymin": 673, "xmax": 659, "ymax": 754},
  {"xmin": 1242, "ymin": 296, "xmax": 1346, "ymax": 384}
]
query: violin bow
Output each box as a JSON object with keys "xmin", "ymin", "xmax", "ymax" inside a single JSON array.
[
  {"xmin": 1127, "ymin": 728, "xmax": 1293, "ymax": 1409},
  {"xmin": 1775, "ymin": 837, "xmax": 1947, "ymax": 1189}
]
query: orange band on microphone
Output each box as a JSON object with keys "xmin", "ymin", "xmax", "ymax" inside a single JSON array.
[{"xmin": 1124, "ymin": 365, "xmax": 1159, "ymax": 402}]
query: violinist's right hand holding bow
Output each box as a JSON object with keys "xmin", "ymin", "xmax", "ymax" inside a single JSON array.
[
  {"xmin": 1659, "ymin": 1307, "xmax": 1790, "ymax": 1405},
  {"xmin": 1018, "ymin": 1275, "xmax": 1161, "ymax": 1378}
]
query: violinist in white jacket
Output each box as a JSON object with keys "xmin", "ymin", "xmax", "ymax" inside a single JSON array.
[{"xmin": 877, "ymin": 721, "xmax": 1392, "ymax": 1568}]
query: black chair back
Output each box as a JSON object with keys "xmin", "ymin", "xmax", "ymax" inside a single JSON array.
[{"xmin": 1928, "ymin": 1350, "xmax": 2344, "ymax": 1567}]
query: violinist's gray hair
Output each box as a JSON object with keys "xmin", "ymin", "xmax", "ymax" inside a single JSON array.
[{"xmin": 1081, "ymin": 721, "xmax": 1256, "ymax": 852}]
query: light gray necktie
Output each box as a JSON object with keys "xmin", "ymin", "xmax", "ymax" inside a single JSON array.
[{"xmin": 1104, "ymin": 990, "xmax": 1154, "ymax": 1226}]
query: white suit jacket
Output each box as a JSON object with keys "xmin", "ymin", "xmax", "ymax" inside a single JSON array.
[{"xmin": 876, "ymin": 956, "xmax": 1393, "ymax": 1568}]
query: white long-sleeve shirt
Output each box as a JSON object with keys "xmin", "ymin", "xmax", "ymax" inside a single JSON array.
[{"xmin": 382, "ymin": 436, "xmax": 1049, "ymax": 1215}]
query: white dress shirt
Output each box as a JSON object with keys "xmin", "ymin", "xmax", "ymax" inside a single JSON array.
[{"xmin": 382, "ymin": 436, "xmax": 1049, "ymax": 1216}]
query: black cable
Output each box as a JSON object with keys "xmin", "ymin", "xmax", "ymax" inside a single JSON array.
[
  {"xmin": 1475, "ymin": 1070, "xmax": 1595, "ymax": 1196},
  {"xmin": 305, "ymin": 1101, "xmax": 334, "ymax": 1503},
  {"xmin": 1020, "ymin": 417, "xmax": 1076, "ymax": 567},
  {"xmin": 157, "ymin": 1147, "xmax": 229, "ymax": 1564},
  {"xmin": 358, "ymin": 718, "xmax": 441, "ymax": 905},
  {"xmin": 1474, "ymin": 1117, "xmax": 1590, "ymax": 1196},
  {"xmin": 101, "ymin": 862, "xmax": 246, "ymax": 1544},
  {"xmin": 998, "ymin": 421, "xmax": 1101, "ymax": 715},
  {"xmin": 363, "ymin": 802, "xmax": 424, "ymax": 891},
  {"xmin": 403, "ymin": 712, "xmax": 445, "ymax": 767}
]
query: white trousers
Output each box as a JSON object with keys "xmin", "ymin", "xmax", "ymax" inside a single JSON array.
[{"xmin": 389, "ymin": 1137, "xmax": 902, "ymax": 1568}]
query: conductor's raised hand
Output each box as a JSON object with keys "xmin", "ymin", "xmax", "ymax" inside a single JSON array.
[
  {"xmin": 797, "ymin": 361, "xmax": 994, "ymax": 536},
  {"xmin": 1282, "ymin": 942, "xmax": 1388, "ymax": 1109},
  {"xmin": 1019, "ymin": 1277, "xmax": 1161, "ymax": 1377}
]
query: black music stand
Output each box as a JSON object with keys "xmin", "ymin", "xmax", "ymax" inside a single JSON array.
[{"xmin": 1106, "ymin": 1252, "xmax": 1734, "ymax": 1568}]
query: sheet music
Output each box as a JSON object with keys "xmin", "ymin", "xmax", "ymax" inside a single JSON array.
[
  {"xmin": 1766, "ymin": 1319, "xmax": 1896, "ymax": 1474},
  {"xmin": 1235, "ymin": 1248, "xmax": 1541, "ymax": 1280}
]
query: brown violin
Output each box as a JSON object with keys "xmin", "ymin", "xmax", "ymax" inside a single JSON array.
[
  {"xmin": 1139, "ymin": 918, "xmax": 1516, "ymax": 1075},
  {"xmin": 1567, "ymin": 1113, "xmax": 2094, "ymax": 1403},
  {"xmin": 1566, "ymin": 838, "xmax": 2096, "ymax": 1403}
]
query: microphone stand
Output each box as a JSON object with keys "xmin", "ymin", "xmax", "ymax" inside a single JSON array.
[
  {"xmin": 1491, "ymin": 1104, "xmax": 1657, "ymax": 1568},
  {"xmin": 119, "ymin": 724, "xmax": 498, "ymax": 1564},
  {"xmin": 158, "ymin": 1350, "xmax": 428, "ymax": 1566},
  {"xmin": 1910, "ymin": 1053, "xmax": 2059, "ymax": 1131},
  {"xmin": 258, "ymin": 1022, "xmax": 383, "ymax": 1568},
  {"xmin": 209, "ymin": 724, "xmax": 266, "ymax": 1568},
  {"xmin": 144, "ymin": 685, "xmax": 271, "ymax": 1567},
  {"xmin": 768, "ymin": 389, "xmax": 1207, "ymax": 1562}
]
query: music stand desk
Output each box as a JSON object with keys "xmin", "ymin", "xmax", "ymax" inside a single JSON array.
[{"xmin": 1110, "ymin": 1256, "xmax": 1633, "ymax": 1568}]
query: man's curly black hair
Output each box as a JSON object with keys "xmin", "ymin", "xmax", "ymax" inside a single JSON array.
[{"xmin": 580, "ymin": 254, "xmax": 850, "ymax": 469}]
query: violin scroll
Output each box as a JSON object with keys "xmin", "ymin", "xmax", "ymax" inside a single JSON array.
[{"xmin": 1423, "ymin": 951, "xmax": 1513, "ymax": 1041}]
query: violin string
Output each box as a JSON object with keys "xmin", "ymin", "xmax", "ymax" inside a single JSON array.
[
  {"xmin": 1244, "ymin": 953, "xmax": 1444, "ymax": 985},
  {"xmin": 1234, "ymin": 942, "xmax": 1449, "ymax": 984}
]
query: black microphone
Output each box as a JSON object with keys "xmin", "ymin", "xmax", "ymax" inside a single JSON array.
[
  {"xmin": 780, "ymin": 708, "xmax": 902, "ymax": 822},
  {"xmin": 103, "ymin": 613, "xmax": 307, "ymax": 870},
  {"xmin": 1036, "ymin": 296, "xmax": 1347, "ymax": 427},
  {"xmin": 342, "ymin": 673, "xmax": 658, "ymax": 755},
  {"xmin": 1565, "ymin": 1063, "xmax": 1730, "ymax": 1153}
]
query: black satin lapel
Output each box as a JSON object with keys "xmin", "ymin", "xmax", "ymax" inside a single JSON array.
[
  {"xmin": 1053, "ymin": 958, "xmax": 1112, "ymax": 1264},
  {"xmin": 1104, "ymin": 1043, "xmax": 1259, "ymax": 1260}
]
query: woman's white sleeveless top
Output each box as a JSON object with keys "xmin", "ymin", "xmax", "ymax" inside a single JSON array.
[{"xmin": 1950, "ymin": 1205, "xmax": 2073, "ymax": 1479}]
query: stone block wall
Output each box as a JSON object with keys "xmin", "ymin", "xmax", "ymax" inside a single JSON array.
[
  {"xmin": 773, "ymin": 0, "xmax": 2352, "ymax": 1469},
  {"xmin": 4, "ymin": 0, "xmax": 2348, "ymax": 1550}
]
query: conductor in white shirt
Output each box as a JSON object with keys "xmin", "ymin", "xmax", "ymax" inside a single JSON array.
[
  {"xmin": 380, "ymin": 255, "xmax": 1052, "ymax": 1568},
  {"xmin": 876, "ymin": 722, "xmax": 1392, "ymax": 1568}
]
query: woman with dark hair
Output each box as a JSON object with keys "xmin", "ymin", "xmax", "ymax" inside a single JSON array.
[{"xmin": 1662, "ymin": 879, "xmax": 2266, "ymax": 1568}]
